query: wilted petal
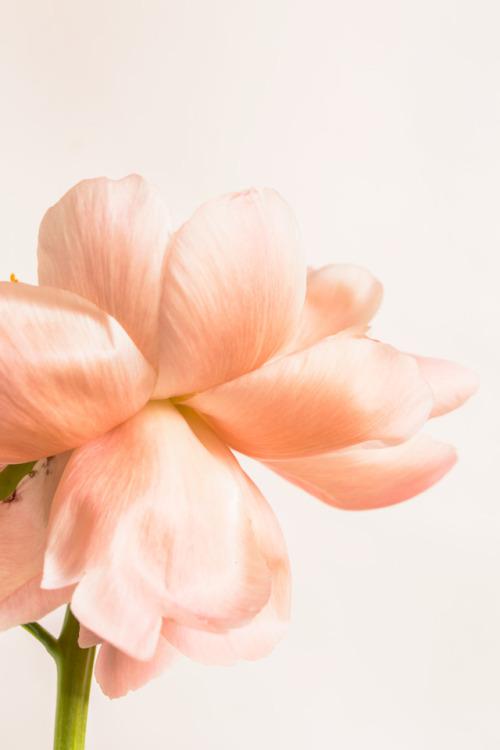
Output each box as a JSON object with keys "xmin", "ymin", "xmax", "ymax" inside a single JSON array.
[
  {"xmin": 162, "ymin": 452, "xmax": 291, "ymax": 665},
  {"xmin": 0, "ymin": 283, "xmax": 156, "ymax": 463},
  {"xmin": 38, "ymin": 175, "xmax": 172, "ymax": 366},
  {"xmin": 281, "ymin": 264, "xmax": 383, "ymax": 355},
  {"xmin": 264, "ymin": 434, "xmax": 457, "ymax": 511},
  {"xmin": 95, "ymin": 636, "xmax": 178, "ymax": 699},
  {"xmin": 190, "ymin": 332, "xmax": 433, "ymax": 460},
  {"xmin": 43, "ymin": 402, "xmax": 272, "ymax": 660},
  {"xmin": 413, "ymin": 355, "xmax": 479, "ymax": 418},
  {"xmin": 154, "ymin": 188, "xmax": 305, "ymax": 397}
]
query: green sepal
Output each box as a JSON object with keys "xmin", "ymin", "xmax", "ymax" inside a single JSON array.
[{"xmin": 0, "ymin": 461, "xmax": 37, "ymax": 502}]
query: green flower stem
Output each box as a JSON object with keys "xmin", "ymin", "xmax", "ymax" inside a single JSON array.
[
  {"xmin": 23, "ymin": 606, "xmax": 96, "ymax": 750},
  {"xmin": 22, "ymin": 622, "xmax": 59, "ymax": 659},
  {"xmin": 53, "ymin": 607, "xmax": 96, "ymax": 750}
]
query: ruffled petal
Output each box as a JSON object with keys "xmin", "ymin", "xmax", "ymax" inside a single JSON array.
[
  {"xmin": 154, "ymin": 188, "xmax": 305, "ymax": 398},
  {"xmin": 263, "ymin": 434, "xmax": 457, "ymax": 511},
  {"xmin": 190, "ymin": 331, "xmax": 433, "ymax": 460},
  {"xmin": 43, "ymin": 402, "xmax": 273, "ymax": 660},
  {"xmin": 38, "ymin": 175, "xmax": 172, "ymax": 366},
  {"xmin": 281, "ymin": 264, "xmax": 383, "ymax": 355},
  {"xmin": 0, "ymin": 283, "xmax": 156, "ymax": 463},
  {"xmin": 162, "ymin": 462, "xmax": 290, "ymax": 665},
  {"xmin": 413, "ymin": 355, "xmax": 479, "ymax": 418},
  {"xmin": 0, "ymin": 453, "xmax": 70, "ymax": 602},
  {"xmin": 95, "ymin": 636, "xmax": 178, "ymax": 699}
]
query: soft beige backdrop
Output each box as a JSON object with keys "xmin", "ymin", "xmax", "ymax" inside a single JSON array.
[{"xmin": 0, "ymin": 1, "xmax": 498, "ymax": 748}]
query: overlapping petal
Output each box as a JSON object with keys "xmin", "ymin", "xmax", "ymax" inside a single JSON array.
[
  {"xmin": 78, "ymin": 624, "xmax": 101, "ymax": 648},
  {"xmin": 280, "ymin": 264, "xmax": 383, "ymax": 355},
  {"xmin": 0, "ymin": 576, "xmax": 73, "ymax": 632},
  {"xmin": 95, "ymin": 636, "xmax": 178, "ymax": 699},
  {"xmin": 38, "ymin": 175, "xmax": 172, "ymax": 366},
  {"xmin": 190, "ymin": 331, "xmax": 434, "ymax": 460},
  {"xmin": 0, "ymin": 283, "xmax": 156, "ymax": 463},
  {"xmin": 0, "ymin": 453, "xmax": 73, "ymax": 629},
  {"xmin": 43, "ymin": 401, "xmax": 274, "ymax": 660},
  {"xmin": 162, "ymin": 462, "xmax": 290, "ymax": 665},
  {"xmin": 264, "ymin": 434, "xmax": 457, "ymax": 511},
  {"xmin": 413, "ymin": 355, "xmax": 479, "ymax": 418},
  {"xmin": 154, "ymin": 188, "xmax": 306, "ymax": 397}
]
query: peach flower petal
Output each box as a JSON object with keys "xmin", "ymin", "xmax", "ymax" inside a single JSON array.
[
  {"xmin": 95, "ymin": 636, "xmax": 178, "ymax": 699},
  {"xmin": 281, "ymin": 264, "xmax": 383, "ymax": 355},
  {"xmin": 263, "ymin": 434, "xmax": 457, "ymax": 511},
  {"xmin": 413, "ymin": 355, "xmax": 479, "ymax": 418},
  {"xmin": 154, "ymin": 188, "xmax": 305, "ymax": 397},
  {"xmin": 43, "ymin": 402, "xmax": 273, "ymax": 660},
  {"xmin": 162, "ymin": 459, "xmax": 290, "ymax": 665},
  {"xmin": 38, "ymin": 175, "xmax": 172, "ymax": 367},
  {"xmin": 78, "ymin": 624, "xmax": 101, "ymax": 648},
  {"xmin": 0, "ymin": 453, "xmax": 70, "ymax": 602},
  {"xmin": 0, "ymin": 575, "xmax": 74, "ymax": 631},
  {"xmin": 0, "ymin": 283, "xmax": 156, "ymax": 463},
  {"xmin": 190, "ymin": 332, "xmax": 433, "ymax": 460}
]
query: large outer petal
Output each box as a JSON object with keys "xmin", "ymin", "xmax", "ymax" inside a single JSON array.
[
  {"xmin": 154, "ymin": 188, "xmax": 306, "ymax": 398},
  {"xmin": 38, "ymin": 175, "xmax": 172, "ymax": 367},
  {"xmin": 189, "ymin": 331, "xmax": 434, "ymax": 460},
  {"xmin": 280, "ymin": 264, "xmax": 383, "ymax": 355},
  {"xmin": 42, "ymin": 401, "xmax": 273, "ymax": 661},
  {"xmin": 0, "ymin": 283, "xmax": 156, "ymax": 462},
  {"xmin": 0, "ymin": 453, "xmax": 74, "ymax": 629},
  {"xmin": 162, "ymin": 433, "xmax": 291, "ymax": 665},
  {"xmin": 95, "ymin": 636, "xmax": 178, "ymax": 699},
  {"xmin": 263, "ymin": 434, "xmax": 457, "ymax": 511},
  {"xmin": 413, "ymin": 355, "xmax": 479, "ymax": 418}
]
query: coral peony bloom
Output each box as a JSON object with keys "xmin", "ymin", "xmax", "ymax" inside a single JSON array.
[{"xmin": 0, "ymin": 176, "xmax": 477, "ymax": 698}]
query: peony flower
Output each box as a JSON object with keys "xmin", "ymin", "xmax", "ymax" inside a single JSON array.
[{"xmin": 0, "ymin": 176, "xmax": 477, "ymax": 698}]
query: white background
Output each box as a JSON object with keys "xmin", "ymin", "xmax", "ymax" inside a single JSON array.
[{"xmin": 0, "ymin": 1, "xmax": 498, "ymax": 748}]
